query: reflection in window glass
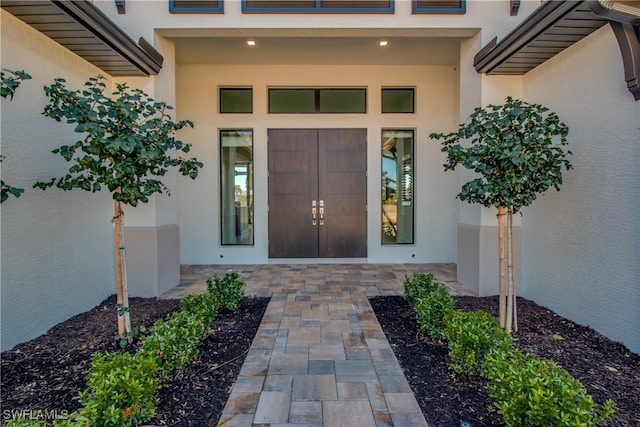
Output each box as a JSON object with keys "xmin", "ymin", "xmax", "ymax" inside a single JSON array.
[
  {"xmin": 269, "ymin": 89, "xmax": 316, "ymax": 113},
  {"xmin": 382, "ymin": 88, "xmax": 414, "ymax": 113},
  {"xmin": 268, "ymin": 88, "xmax": 366, "ymax": 113},
  {"xmin": 221, "ymin": 130, "xmax": 254, "ymax": 245},
  {"xmin": 319, "ymin": 89, "xmax": 366, "ymax": 113},
  {"xmin": 220, "ymin": 88, "xmax": 253, "ymax": 113},
  {"xmin": 382, "ymin": 130, "xmax": 414, "ymax": 244}
]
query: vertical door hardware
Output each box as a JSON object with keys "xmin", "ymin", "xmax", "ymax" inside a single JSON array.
[
  {"xmin": 319, "ymin": 200, "xmax": 324, "ymax": 226},
  {"xmin": 311, "ymin": 200, "xmax": 317, "ymax": 226}
]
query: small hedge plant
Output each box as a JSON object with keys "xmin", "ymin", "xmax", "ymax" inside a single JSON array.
[
  {"xmin": 403, "ymin": 273, "xmax": 454, "ymax": 340},
  {"xmin": 137, "ymin": 310, "xmax": 211, "ymax": 383},
  {"xmin": 73, "ymin": 352, "xmax": 159, "ymax": 426},
  {"xmin": 403, "ymin": 271, "xmax": 614, "ymax": 427},
  {"xmin": 484, "ymin": 350, "xmax": 615, "ymax": 427},
  {"xmin": 4, "ymin": 271, "xmax": 246, "ymax": 427},
  {"xmin": 207, "ymin": 270, "xmax": 245, "ymax": 311},
  {"xmin": 404, "ymin": 272, "xmax": 440, "ymax": 306},
  {"xmin": 445, "ymin": 309, "xmax": 513, "ymax": 376}
]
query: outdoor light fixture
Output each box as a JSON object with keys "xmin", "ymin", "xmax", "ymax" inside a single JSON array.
[
  {"xmin": 379, "ymin": 40, "xmax": 388, "ymax": 46},
  {"xmin": 246, "ymin": 40, "xmax": 256, "ymax": 46}
]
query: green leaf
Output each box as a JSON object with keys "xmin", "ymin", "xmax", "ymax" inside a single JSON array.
[
  {"xmin": 38, "ymin": 75, "xmax": 204, "ymax": 207},
  {"xmin": 431, "ymin": 97, "xmax": 572, "ymax": 214}
]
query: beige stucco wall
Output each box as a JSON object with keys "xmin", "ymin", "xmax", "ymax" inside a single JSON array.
[
  {"xmin": 0, "ymin": 11, "xmax": 114, "ymax": 351},
  {"xmin": 175, "ymin": 63, "xmax": 461, "ymax": 264},
  {"xmin": 8, "ymin": 0, "xmax": 636, "ymax": 354},
  {"xmin": 93, "ymin": 0, "xmax": 538, "ymax": 40},
  {"xmin": 521, "ymin": 25, "xmax": 640, "ymax": 354}
]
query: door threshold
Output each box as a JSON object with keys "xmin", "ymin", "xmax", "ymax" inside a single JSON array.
[{"xmin": 268, "ymin": 258, "xmax": 368, "ymax": 264}]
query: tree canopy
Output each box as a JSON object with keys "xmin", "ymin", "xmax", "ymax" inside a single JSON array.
[
  {"xmin": 431, "ymin": 96, "xmax": 572, "ymax": 213},
  {"xmin": 34, "ymin": 76, "xmax": 202, "ymax": 204}
]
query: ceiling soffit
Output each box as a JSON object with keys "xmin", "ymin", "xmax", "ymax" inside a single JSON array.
[
  {"xmin": 1, "ymin": 0, "xmax": 162, "ymax": 77},
  {"xmin": 474, "ymin": 0, "xmax": 640, "ymax": 100}
]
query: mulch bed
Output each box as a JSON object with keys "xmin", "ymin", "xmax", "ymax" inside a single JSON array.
[
  {"xmin": 1, "ymin": 295, "xmax": 268, "ymax": 426},
  {"xmin": 2, "ymin": 293, "xmax": 639, "ymax": 426},
  {"xmin": 370, "ymin": 295, "xmax": 640, "ymax": 427}
]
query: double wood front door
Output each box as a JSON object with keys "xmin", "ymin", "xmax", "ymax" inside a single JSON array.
[{"xmin": 268, "ymin": 129, "xmax": 367, "ymax": 258}]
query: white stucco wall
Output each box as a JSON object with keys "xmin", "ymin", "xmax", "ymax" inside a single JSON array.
[
  {"xmin": 521, "ymin": 25, "xmax": 640, "ymax": 353},
  {"xmin": 1, "ymin": 11, "xmax": 114, "ymax": 351},
  {"xmin": 92, "ymin": 0, "xmax": 538, "ymax": 39},
  {"xmin": 176, "ymin": 63, "xmax": 460, "ymax": 264},
  {"xmin": 86, "ymin": 0, "xmax": 539, "ymax": 269}
]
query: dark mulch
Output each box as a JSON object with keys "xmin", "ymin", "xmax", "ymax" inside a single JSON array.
[
  {"xmin": 370, "ymin": 295, "xmax": 640, "ymax": 427},
  {"xmin": 0, "ymin": 296, "xmax": 181, "ymax": 416},
  {"xmin": 0, "ymin": 295, "xmax": 268, "ymax": 426},
  {"xmin": 150, "ymin": 297, "xmax": 268, "ymax": 426},
  {"xmin": 2, "ymin": 293, "xmax": 639, "ymax": 426}
]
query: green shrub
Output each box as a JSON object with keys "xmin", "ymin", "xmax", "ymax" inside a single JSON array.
[
  {"xmin": 180, "ymin": 291, "xmax": 220, "ymax": 323},
  {"xmin": 444, "ymin": 309, "xmax": 513, "ymax": 376},
  {"xmin": 4, "ymin": 417, "xmax": 49, "ymax": 426},
  {"xmin": 484, "ymin": 349, "xmax": 615, "ymax": 427},
  {"xmin": 138, "ymin": 310, "xmax": 207, "ymax": 382},
  {"xmin": 410, "ymin": 278, "xmax": 455, "ymax": 341},
  {"xmin": 403, "ymin": 273, "xmax": 454, "ymax": 340},
  {"xmin": 403, "ymin": 273, "xmax": 441, "ymax": 308},
  {"xmin": 38, "ymin": 273, "xmax": 241, "ymax": 427},
  {"xmin": 207, "ymin": 271, "xmax": 244, "ymax": 311},
  {"xmin": 73, "ymin": 352, "xmax": 159, "ymax": 426}
]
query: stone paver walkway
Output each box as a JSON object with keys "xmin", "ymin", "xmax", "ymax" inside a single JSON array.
[{"xmin": 163, "ymin": 263, "xmax": 473, "ymax": 427}]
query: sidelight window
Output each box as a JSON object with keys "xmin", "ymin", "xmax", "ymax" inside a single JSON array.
[
  {"xmin": 220, "ymin": 130, "xmax": 254, "ymax": 245},
  {"xmin": 381, "ymin": 130, "xmax": 414, "ymax": 244}
]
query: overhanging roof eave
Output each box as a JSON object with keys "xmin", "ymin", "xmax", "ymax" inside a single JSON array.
[
  {"xmin": 473, "ymin": 0, "xmax": 595, "ymax": 75},
  {"xmin": 1, "ymin": 0, "xmax": 163, "ymax": 77}
]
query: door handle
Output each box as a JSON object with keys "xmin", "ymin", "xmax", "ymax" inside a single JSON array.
[
  {"xmin": 319, "ymin": 200, "xmax": 324, "ymax": 226},
  {"xmin": 311, "ymin": 200, "xmax": 317, "ymax": 225}
]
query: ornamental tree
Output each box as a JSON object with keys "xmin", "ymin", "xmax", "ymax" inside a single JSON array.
[
  {"xmin": 35, "ymin": 76, "xmax": 203, "ymax": 340},
  {"xmin": 1, "ymin": 69, "xmax": 31, "ymax": 203},
  {"xmin": 431, "ymin": 97, "xmax": 572, "ymax": 333}
]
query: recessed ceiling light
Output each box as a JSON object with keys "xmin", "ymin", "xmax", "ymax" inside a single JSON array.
[
  {"xmin": 379, "ymin": 40, "xmax": 388, "ymax": 47},
  {"xmin": 246, "ymin": 40, "xmax": 256, "ymax": 46}
]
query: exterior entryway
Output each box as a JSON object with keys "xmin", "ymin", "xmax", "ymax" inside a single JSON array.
[{"xmin": 268, "ymin": 129, "xmax": 367, "ymax": 258}]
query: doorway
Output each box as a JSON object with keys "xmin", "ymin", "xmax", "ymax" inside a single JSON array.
[{"xmin": 268, "ymin": 128, "xmax": 367, "ymax": 258}]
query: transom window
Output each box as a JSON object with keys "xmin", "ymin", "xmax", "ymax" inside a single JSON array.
[
  {"xmin": 220, "ymin": 88, "xmax": 253, "ymax": 113},
  {"xmin": 382, "ymin": 88, "xmax": 415, "ymax": 113},
  {"xmin": 170, "ymin": 0, "xmax": 223, "ymax": 13},
  {"xmin": 268, "ymin": 88, "xmax": 367, "ymax": 114},
  {"xmin": 412, "ymin": 0, "xmax": 465, "ymax": 14},
  {"xmin": 243, "ymin": 0, "xmax": 393, "ymax": 13}
]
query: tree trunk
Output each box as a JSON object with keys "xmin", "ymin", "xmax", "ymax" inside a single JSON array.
[
  {"xmin": 505, "ymin": 208, "xmax": 513, "ymax": 333},
  {"xmin": 497, "ymin": 206, "xmax": 507, "ymax": 328},
  {"xmin": 113, "ymin": 197, "xmax": 132, "ymax": 339},
  {"xmin": 507, "ymin": 209, "xmax": 518, "ymax": 332}
]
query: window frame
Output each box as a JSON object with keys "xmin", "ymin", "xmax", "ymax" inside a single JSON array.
[
  {"xmin": 381, "ymin": 128, "xmax": 415, "ymax": 245},
  {"xmin": 381, "ymin": 87, "xmax": 415, "ymax": 114},
  {"xmin": 242, "ymin": 0, "xmax": 394, "ymax": 13},
  {"xmin": 170, "ymin": 0, "xmax": 224, "ymax": 14},
  {"xmin": 219, "ymin": 87, "xmax": 254, "ymax": 114},
  {"xmin": 412, "ymin": 0, "xmax": 465, "ymax": 14},
  {"xmin": 220, "ymin": 129, "xmax": 255, "ymax": 246},
  {"xmin": 268, "ymin": 87, "xmax": 367, "ymax": 114}
]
